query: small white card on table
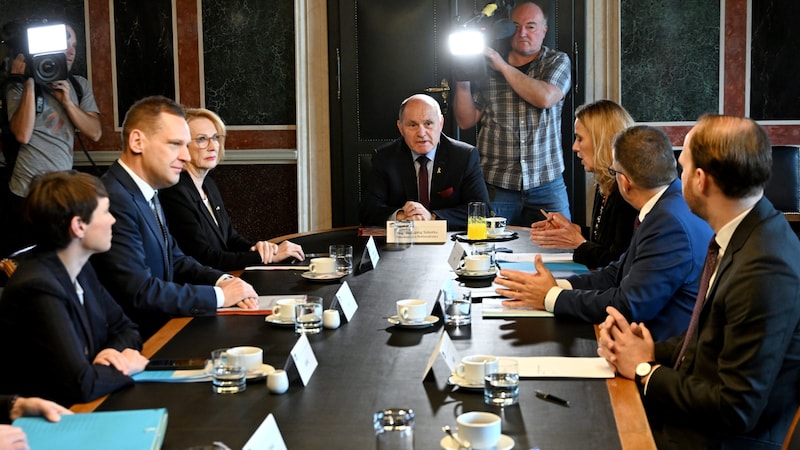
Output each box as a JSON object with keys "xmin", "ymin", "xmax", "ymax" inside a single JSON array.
[
  {"xmin": 334, "ymin": 281, "xmax": 358, "ymax": 322},
  {"xmin": 243, "ymin": 414, "xmax": 287, "ymax": 450},
  {"xmin": 290, "ymin": 333, "xmax": 318, "ymax": 386}
]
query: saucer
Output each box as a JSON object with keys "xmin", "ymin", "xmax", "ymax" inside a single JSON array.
[
  {"xmin": 451, "ymin": 232, "xmax": 518, "ymax": 243},
  {"xmin": 440, "ymin": 433, "xmax": 514, "ymax": 450},
  {"xmin": 301, "ymin": 271, "xmax": 347, "ymax": 282},
  {"xmin": 246, "ymin": 363, "xmax": 276, "ymax": 380},
  {"xmin": 387, "ymin": 315, "xmax": 440, "ymax": 328},
  {"xmin": 447, "ymin": 375, "xmax": 483, "ymax": 390},
  {"xmin": 265, "ymin": 314, "xmax": 295, "ymax": 326},
  {"xmin": 455, "ymin": 267, "xmax": 497, "ymax": 280}
]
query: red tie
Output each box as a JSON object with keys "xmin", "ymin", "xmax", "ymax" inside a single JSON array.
[
  {"xmin": 417, "ymin": 156, "xmax": 430, "ymax": 209},
  {"xmin": 674, "ymin": 237, "xmax": 719, "ymax": 370}
]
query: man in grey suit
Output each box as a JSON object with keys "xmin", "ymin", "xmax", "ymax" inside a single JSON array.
[
  {"xmin": 91, "ymin": 96, "xmax": 257, "ymax": 339},
  {"xmin": 598, "ymin": 115, "xmax": 800, "ymax": 449}
]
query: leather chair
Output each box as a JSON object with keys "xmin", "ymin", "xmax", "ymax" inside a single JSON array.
[{"xmin": 767, "ymin": 145, "xmax": 800, "ymax": 221}]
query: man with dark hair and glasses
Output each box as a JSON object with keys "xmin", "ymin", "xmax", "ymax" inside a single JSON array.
[{"xmin": 495, "ymin": 125, "xmax": 713, "ymax": 340}]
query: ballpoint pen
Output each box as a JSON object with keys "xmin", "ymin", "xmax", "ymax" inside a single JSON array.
[
  {"xmin": 539, "ymin": 209, "xmax": 560, "ymax": 229},
  {"xmin": 536, "ymin": 390, "xmax": 570, "ymax": 407}
]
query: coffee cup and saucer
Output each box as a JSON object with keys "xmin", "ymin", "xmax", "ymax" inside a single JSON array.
[
  {"xmin": 301, "ymin": 257, "xmax": 347, "ymax": 281},
  {"xmin": 440, "ymin": 412, "xmax": 515, "ymax": 450},
  {"xmin": 265, "ymin": 298, "xmax": 300, "ymax": 326},
  {"xmin": 455, "ymin": 255, "xmax": 497, "ymax": 279},
  {"xmin": 448, "ymin": 355, "xmax": 498, "ymax": 390},
  {"xmin": 486, "ymin": 217, "xmax": 510, "ymax": 238},
  {"xmin": 387, "ymin": 299, "xmax": 440, "ymax": 328}
]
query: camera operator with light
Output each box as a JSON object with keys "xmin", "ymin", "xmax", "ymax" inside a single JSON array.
[{"xmin": 2, "ymin": 21, "xmax": 101, "ymax": 255}]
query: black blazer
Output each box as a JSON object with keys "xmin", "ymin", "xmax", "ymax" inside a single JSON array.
[
  {"xmin": 0, "ymin": 251, "xmax": 142, "ymax": 405},
  {"xmin": 572, "ymin": 186, "xmax": 637, "ymax": 270},
  {"xmin": 160, "ymin": 172, "xmax": 261, "ymax": 271},
  {"xmin": 647, "ymin": 197, "xmax": 800, "ymax": 449},
  {"xmin": 359, "ymin": 134, "xmax": 490, "ymax": 229},
  {"xmin": 91, "ymin": 161, "xmax": 224, "ymax": 339}
]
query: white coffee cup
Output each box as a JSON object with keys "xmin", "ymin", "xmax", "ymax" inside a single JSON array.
[
  {"xmin": 308, "ymin": 257, "xmax": 337, "ymax": 274},
  {"xmin": 396, "ymin": 299, "xmax": 427, "ymax": 323},
  {"xmin": 486, "ymin": 217, "xmax": 507, "ymax": 235},
  {"xmin": 455, "ymin": 354, "xmax": 499, "ymax": 385},
  {"xmin": 323, "ymin": 309, "xmax": 341, "ymax": 329},
  {"xmin": 463, "ymin": 254, "xmax": 491, "ymax": 272},
  {"xmin": 267, "ymin": 369, "xmax": 289, "ymax": 394},
  {"xmin": 456, "ymin": 411, "xmax": 502, "ymax": 449},
  {"xmin": 226, "ymin": 346, "xmax": 263, "ymax": 372},
  {"xmin": 272, "ymin": 298, "xmax": 299, "ymax": 321}
]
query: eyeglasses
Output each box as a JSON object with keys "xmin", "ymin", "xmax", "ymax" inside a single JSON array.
[
  {"xmin": 193, "ymin": 134, "xmax": 225, "ymax": 149},
  {"xmin": 607, "ymin": 166, "xmax": 625, "ymax": 177}
]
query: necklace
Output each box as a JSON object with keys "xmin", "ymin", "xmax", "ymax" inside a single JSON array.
[{"xmin": 592, "ymin": 194, "xmax": 608, "ymax": 241}]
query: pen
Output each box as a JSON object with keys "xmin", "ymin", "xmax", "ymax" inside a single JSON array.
[
  {"xmin": 536, "ymin": 390, "xmax": 570, "ymax": 407},
  {"xmin": 539, "ymin": 209, "xmax": 560, "ymax": 229}
]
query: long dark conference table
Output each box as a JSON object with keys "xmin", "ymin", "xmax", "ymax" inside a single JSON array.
[{"xmin": 71, "ymin": 226, "xmax": 655, "ymax": 449}]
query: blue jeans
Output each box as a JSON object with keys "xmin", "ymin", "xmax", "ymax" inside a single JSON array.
[{"xmin": 487, "ymin": 178, "xmax": 571, "ymax": 226}]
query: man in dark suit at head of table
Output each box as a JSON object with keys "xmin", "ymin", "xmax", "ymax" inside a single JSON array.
[
  {"xmin": 358, "ymin": 93, "xmax": 490, "ymax": 230},
  {"xmin": 91, "ymin": 96, "xmax": 258, "ymax": 339},
  {"xmin": 598, "ymin": 115, "xmax": 800, "ymax": 449}
]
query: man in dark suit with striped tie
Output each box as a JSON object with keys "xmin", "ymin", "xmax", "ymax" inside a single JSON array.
[
  {"xmin": 359, "ymin": 94, "xmax": 490, "ymax": 230},
  {"xmin": 91, "ymin": 96, "xmax": 258, "ymax": 339},
  {"xmin": 597, "ymin": 115, "xmax": 800, "ymax": 449}
]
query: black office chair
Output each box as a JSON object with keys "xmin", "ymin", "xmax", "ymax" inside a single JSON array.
[{"xmin": 766, "ymin": 145, "xmax": 800, "ymax": 216}]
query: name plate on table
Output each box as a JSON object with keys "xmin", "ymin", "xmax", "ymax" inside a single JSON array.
[{"xmin": 386, "ymin": 220, "xmax": 448, "ymax": 243}]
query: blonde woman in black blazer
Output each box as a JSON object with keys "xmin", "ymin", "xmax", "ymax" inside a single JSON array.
[{"xmin": 160, "ymin": 108, "xmax": 304, "ymax": 271}]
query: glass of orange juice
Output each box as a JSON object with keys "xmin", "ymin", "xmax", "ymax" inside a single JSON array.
[{"xmin": 467, "ymin": 202, "xmax": 488, "ymax": 240}]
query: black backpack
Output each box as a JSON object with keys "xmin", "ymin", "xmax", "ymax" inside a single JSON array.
[{"xmin": 0, "ymin": 74, "xmax": 84, "ymax": 170}]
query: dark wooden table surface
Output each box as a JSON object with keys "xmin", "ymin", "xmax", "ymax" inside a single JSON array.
[{"xmin": 72, "ymin": 227, "xmax": 655, "ymax": 449}]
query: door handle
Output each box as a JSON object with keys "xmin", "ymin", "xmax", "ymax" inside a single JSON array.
[{"xmin": 425, "ymin": 79, "xmax": 451, "ymax": 107}]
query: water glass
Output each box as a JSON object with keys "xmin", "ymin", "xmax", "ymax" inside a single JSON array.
[
  {"xmin": 329, "ymin": 244, "xmax": 353, "ymax": 274},
  {"xmin": 484, "ymin": 357, "xmax": 520, "ymax": 406},
  {"xmin": 392, "ymin": 220, "xmax": 415, "ymax": 249},
  {"xmin": 467, "ymin": 202, "xmax": 488, "ymax": 240},
  {"xmin": 210, "ymin": 348, "xmax": 246, "ymax": 394},
  {"xmin": 443, "ymin": 287, "xmax": 472, "ymax": 325},
  {"xmin": 374, "ymin": 408, "xmax": 414, "ymax": 450},
  {"xmin": 294, "ymin": 296, "xmax": 323, "ymax": 335}
]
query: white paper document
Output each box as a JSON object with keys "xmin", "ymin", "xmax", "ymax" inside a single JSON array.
[
  {"xmin": 514, "ymin": 356, "xmax": 614, "ymax": 378},
  {"xmin": 481, "ymin": 297, "xmax": 554, "ymax": 318}
]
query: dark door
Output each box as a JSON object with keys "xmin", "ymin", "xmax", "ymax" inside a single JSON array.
[{"xmin": 329, "ymin": 0, "xmax": 585, "ymax": 227}]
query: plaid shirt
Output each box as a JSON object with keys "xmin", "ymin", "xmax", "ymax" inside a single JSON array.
[{"xmin": 474, "ymin": 46, "xmax": 572, "ymax": 190}]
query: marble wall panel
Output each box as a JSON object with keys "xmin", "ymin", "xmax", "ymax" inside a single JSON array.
[
  {"xmin": 113, "ymin": 0, "xmax": 175, "ymax": 125},
  {"xmin": 0, "ymin": 0, "xmax": 87, "ymax": 77},
  {"xmin": 750, "ymin": 0, "xmax": 800, "ymax": 120},
  {"xmin": 201, "ymin": 0, "xmax": 295, "ymax": 126},
  {"xmin": 620, "ymin": 0, "xmax": 720, "ymax": 122}
]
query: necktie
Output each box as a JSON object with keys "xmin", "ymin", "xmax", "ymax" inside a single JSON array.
[
  {"xmin": 633, "ymin": 217, "xmax": 641, "ymax": 232},
  {"xmin": 151, "ymin": 192, "xmax": 172, "ymax": 281},
  {"xmin": 417, "ymin": 155, "xmax": 430, "ymax": 209},
  {"xmin": 674, "ymin": 237, "xmax": 720, "ymax": 370}
]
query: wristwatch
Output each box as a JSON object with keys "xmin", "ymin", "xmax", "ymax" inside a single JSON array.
[{"xmin": 635, "ymin": 361, "xmax": 658, "ymax": 385}]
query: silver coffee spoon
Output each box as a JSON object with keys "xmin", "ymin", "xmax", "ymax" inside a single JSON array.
[{"xmin": 442, "ymin": 425, "xmax": 471, "ymax": 449}]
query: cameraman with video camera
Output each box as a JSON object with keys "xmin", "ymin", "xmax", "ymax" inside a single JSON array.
[{"xmin": 1, "ymin": 20, "xmax": 101, "ymax": 255}]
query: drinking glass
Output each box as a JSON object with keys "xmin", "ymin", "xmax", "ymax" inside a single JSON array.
[
  {"xmin": 467, "ymin": 202, "xmax": 488, "ymax": 240},
  {"xmin": 484, "ymin": 357, "xmax": 520, "ymax": 406},
  {"xmin": 392, "ymin": 220, "xmax": 415, "ymax": 249},
  {"xmin": 329, "ymin": 244, "xmax": 353, "ymax": 274},
  {"xmin": 443, "ymin": 287, "xmax": 472, "ymax": 326},
  {"xmin": 294, "ymin": 296, "xmax": 323, "ymax": 335},
  {"xmin": 210, "ymin": 348, "xmax": 246, "ymax": 394},
  {"xmin": 374, "ymin": 408, "xmax": 414, "ymax": 450}
]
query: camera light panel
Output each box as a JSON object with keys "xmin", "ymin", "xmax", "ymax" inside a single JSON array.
[
  {"xmin": 27, "ymin": 24, "xmax": 67, "ymax": 55},
  {"xmin": 448, "ymin": 30, "xmax": 485, "ymax": 56}
]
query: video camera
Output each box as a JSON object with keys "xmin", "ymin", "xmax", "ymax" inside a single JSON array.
[
  {"xmin": 1, "ymin": 20, "xmax": 69, "ymax": 84},
  {"xmin": 449, "ymin": 1, "xmax": 515, "ymax": 82}
]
